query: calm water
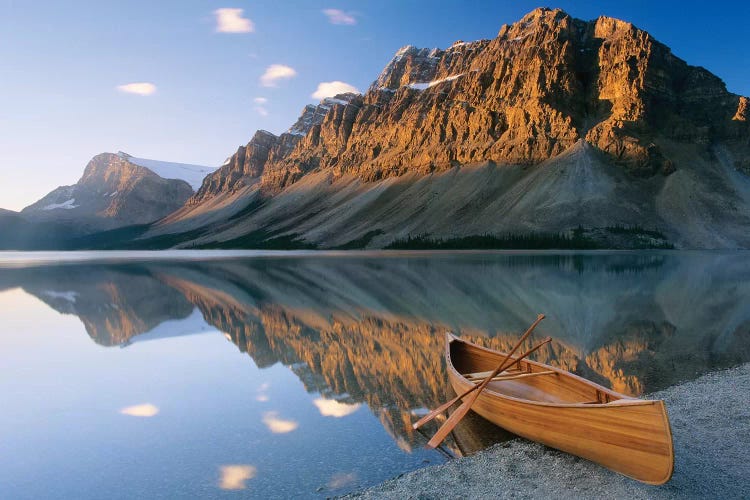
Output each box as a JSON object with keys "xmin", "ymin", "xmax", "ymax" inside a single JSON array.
[{"xmin": 1, "ymin": 250, "xmax": 749, "ymax": 498}]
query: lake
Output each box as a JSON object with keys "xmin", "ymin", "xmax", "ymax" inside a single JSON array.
[{"xmin": 1, "ymin": 250, "xmax": 749, "ymax": 498}]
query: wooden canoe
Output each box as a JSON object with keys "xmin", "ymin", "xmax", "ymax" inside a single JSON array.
[{"xmin": 445, "ymin": 333, "xmax": 674, "ymax": 484}]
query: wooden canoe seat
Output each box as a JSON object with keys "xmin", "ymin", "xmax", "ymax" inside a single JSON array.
[
  {"xmin": 465, "ymin": 370, "xmax": 555, "ymax": 383},
  {"xmin": 465, "ymin": 369, "xmax": 521, "ymax": 380}
]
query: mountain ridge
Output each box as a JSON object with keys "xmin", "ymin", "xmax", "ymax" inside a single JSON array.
[
  {"xmin": 5, "ymin": 7, "xmax": 750, "ymax": 250},
  {"xmin": 131, "ymin": 7, "xmax": 749, "ymax": 249}
]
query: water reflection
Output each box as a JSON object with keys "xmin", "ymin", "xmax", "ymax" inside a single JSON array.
[
  {"xmin": 262, "ymin": 411, "xmax": 299, "ymax": 434},
  {"xmin": 218, "ymin": 464, "xmax": 257, "ymax": 490},
  {"xmin": 1, "ymin": 252, "xmax": 749, "ymax": 458},
  {"xmin": 119, "ymin": 403, "xmax": 159, "ymax": 417},
  {"xmin": 314, "ymin": 398, "xmax": 361, "ymax": 418}
]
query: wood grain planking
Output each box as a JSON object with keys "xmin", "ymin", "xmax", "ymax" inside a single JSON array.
[{"xmin": 445, "ymin": 333, "xmax": 674, "ymax": 484}]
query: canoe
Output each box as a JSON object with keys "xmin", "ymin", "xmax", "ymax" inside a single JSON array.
[{"xmin": 445, "ymin": 333, "xmax": 674, "ymax": 484}]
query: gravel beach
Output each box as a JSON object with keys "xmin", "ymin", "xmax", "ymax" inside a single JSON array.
[{"xmin": 348, "ymin": 363, "xmax": 750, "ymax": 499}]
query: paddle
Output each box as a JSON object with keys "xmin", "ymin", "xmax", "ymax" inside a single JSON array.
[
  {"xmin": 412, "ymin": 332, "xmax": 550, "ymax": 431},
  {"xmin": 424, "ymin": 315, "xmax": 547, "ymax": 449}
]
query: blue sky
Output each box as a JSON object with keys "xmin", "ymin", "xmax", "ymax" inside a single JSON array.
[{"xmin": 1, "ymin": 0, "xmax": 748, "ymax": 211}]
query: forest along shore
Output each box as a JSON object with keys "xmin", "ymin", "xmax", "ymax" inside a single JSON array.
[{"xmin": 346, "ymin": 363, "xmax": 750, "ymax": 499}]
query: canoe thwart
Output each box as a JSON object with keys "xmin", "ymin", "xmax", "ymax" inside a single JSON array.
[
  {"xmin": 467, "ymin": 370, "xmax": 556, "ymax": 383},
  {"xmin": 465, "ymin": 369, "xmax": 522, "ymax": 380}
]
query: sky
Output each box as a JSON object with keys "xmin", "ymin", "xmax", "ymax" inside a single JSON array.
[{"xmin": 1, "ymin": 0, "xmax": 748, "ymax": 211}]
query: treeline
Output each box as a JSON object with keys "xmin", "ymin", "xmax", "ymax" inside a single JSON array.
[
  {"xmin": 384, "ymin": 231, "xmax": 600, "ymax": 250},
  {"xmin": 605, "ymin": 224, "xmax": 667, "ymax": 239}
]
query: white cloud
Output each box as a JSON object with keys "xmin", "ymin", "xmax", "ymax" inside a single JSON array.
[
  {"xmin": 323, "ymin": 9, "xmax": 357, "ymax": 25},
  {"xmin": 260, "ymin": 64, "xmax": 297, "ymax": 87},
  {"xmin": 313, "ymin": 398, "xmax": 361, "ymax": 418},
  {"xmin": 214, "ymin": 8, "xmax": 254, "ymax": 33},
  {"xmin": 218, "ymin": 465, "xmax": 257, "ymax": 490},
  {"xmin": 253, "ymin": 97, "xmax": 269, "ymax": 115},
  {"xmin": 311, "ymin": 81, "xmax": 360, "ymax": 99},
  {"xmin": 119, "ymin": 403, "xmax": 159, "ymax": 417},
  {"xmin": 116, "ymin": 82, "xmax": 157, "ymax": 96},
  {"xmin": 262, "ymin": 411, "xmax": 298, "ymax": 433}
]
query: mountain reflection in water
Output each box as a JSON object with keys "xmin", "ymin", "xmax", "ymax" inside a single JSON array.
[{"xmin": 2, "ymin": 251, "xmax": 749, "ymax": 456}]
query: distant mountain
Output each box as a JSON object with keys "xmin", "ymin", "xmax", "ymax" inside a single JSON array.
[
  {"xmin": 20, "ymin": 152, "xmax": 216, "ymax": 236},
  {"xmin": 123, "ymin": 7, "xmax": 749, "ymax": 250}
]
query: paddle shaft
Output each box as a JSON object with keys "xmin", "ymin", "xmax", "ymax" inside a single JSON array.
[
  {"xmin": 425, "ymin": 335, "xmax": 551, "ymax": 448},
  {"xmin": 412, "ymin": 333, "xmax": 550, "ymax": 431}
]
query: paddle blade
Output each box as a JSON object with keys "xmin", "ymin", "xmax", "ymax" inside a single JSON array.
[{"xmin": 425, "ymin": 392, "xmax": 480, "ymax": 449}]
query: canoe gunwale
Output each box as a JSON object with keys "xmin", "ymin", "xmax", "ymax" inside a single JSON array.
[{"xmin": 445, "ymin": 332, "xmax": 653, "ymax": 409}]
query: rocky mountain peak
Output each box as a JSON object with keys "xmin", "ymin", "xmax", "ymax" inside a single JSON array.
[
  {"xmin": 371, "ymin": 45, "xmax": 440, "ymax": 91},
  {"xmin": 22, "ymin": 152, "xmax": 197, "ymax": 233},
  {"xmin": 191, "ymin": 93, "xmax": 364, "ymax": 202},
  {"xmin": 288, "ymin": 93, "xmax": 361, "ymax": 136},
  {"xmin": 593, "ymin": 15, "xmax": 636, "ymax": 38}
]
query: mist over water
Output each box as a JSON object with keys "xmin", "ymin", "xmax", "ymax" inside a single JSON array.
[{"xmin": 1, "ymin": 250, "xmax": 748, "ymax": 497}]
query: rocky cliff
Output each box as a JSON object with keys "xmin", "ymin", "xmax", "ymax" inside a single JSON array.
[
  {"xmin": 197, "ymin": 8, "xmax": 746, "ymax": 192},
  {"xmin": 22, "ymin": 152, "xmax": 213, "ymax": 235},
  {"xmin": 135, "ymin": 7, "xmax": 750, "ymax": 250},
  {"xmin": 190, "ymin": 94, "xmax": 361, "ymax": 203}
]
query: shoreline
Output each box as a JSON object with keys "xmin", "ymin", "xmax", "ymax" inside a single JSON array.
[{"xmin": 347, "ymin": 363, "xmax": 750, "ymax": 499}]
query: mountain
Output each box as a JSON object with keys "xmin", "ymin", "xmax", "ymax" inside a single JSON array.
[
  {"xmin": 20, "ymin": 152, "xmax": 216, "ymax": 236},
  {"xmin": 127, "ymin": 8, "xmax": 750, "ymax": 250},
  {"xmin": 0, "ymin": 208, "xmax": 80, "ymax": 249}
]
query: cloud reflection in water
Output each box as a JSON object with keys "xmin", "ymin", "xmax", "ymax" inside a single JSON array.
[
  {"xmin": 314, "ymin": 398, "xmax": 361, "ymax": 417},
  {"xmin": 327, "ymin": 471, "xmax": 358, "ymax": 490},
  {"xmin": 256, "ymin": 382, "xmax": 270, "ymax": 402},
  {"xmin": 262, "ymin": 411, "xmax": 298, "ymax": 433},
  {"xmin": 119, "ymin": 403, "xmax": 159, "ymax": 417},
  {"xmin": 218, "ymin": 464, "xmax": 257, "ymax": 490}
]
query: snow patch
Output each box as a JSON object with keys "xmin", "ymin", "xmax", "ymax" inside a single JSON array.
[
  {"xmin": 408, "ymin": 82, "xmax": 431, "ymax": 91},
  {"xmin": 42, "ymin": 199, "xmax": 78, "ymax": 210},
  {"xmin": 42, "ymin": 290, "xmax": 79, "ymax": 303},
  {"xmin": 408, "ymin": 73, "xmax": 464, "ymax": 91},
  {"xmin": 395, "ymin": 46, "xmax": 413, "ymax": 56},
  {"xmin": 126, "ymin": 308, "xmax": 216, "ymax": 346},
  {"xmin": 127, "ymin": 157, "xmax": 217, "ymax": 191},
  {"xmin": 323, "ymin": 97, "xmax": 352, "ymax": 106}
]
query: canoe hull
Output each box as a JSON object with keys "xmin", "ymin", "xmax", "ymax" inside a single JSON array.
[{"xmin": 446, "ymin": 335, "xmax": 674, "ymax": 485}]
